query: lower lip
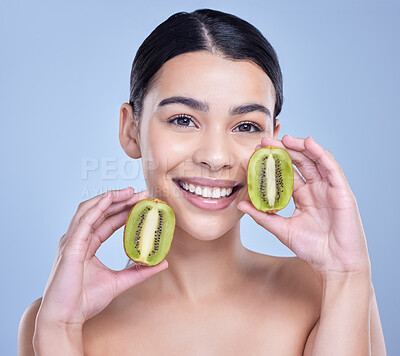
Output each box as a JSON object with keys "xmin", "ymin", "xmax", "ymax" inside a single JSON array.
[{"xmin": 174, "ymin": 181, "xmax": 241, "ymax": 211}]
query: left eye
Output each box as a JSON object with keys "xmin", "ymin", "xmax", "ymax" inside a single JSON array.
[
  {"xmin": 168, "ymin": 114, "xmax": 196, "ymax": 127},
  {"xmin": 233, "ymin": 122, "xmax": 261, "ymax": 132}
]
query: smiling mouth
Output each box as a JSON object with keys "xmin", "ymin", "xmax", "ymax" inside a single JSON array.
[{"xmin": 173, "ymin": 179, "xmax": 242, "ymax": 199}]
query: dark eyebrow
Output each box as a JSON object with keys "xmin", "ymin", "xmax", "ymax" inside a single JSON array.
[
  {"xmin": 157, "ymin": 96, "xmax": 209, "ymax": 112},
  {"xmin": 230, "ymin": 103, "xmax": 271, "ymax": 118},
  {"xmin": 157, "ymin": 96, "xmax": 271, "ymax": 118}
]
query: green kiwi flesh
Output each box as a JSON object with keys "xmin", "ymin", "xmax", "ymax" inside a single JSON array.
[
  {"xmin": 124, "ymin": 199, "xmax": 175, "ymax": 266},
  {"xmin": 247, "ymin": 146, "xmax": 294, "ymax": 213}
]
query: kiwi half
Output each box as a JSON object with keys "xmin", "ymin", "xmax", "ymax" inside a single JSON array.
[
  {"xmin": 247, "ymin": 146, "xmax": 294, "ymax": 213},
  {"xmin": 123, "ymin": 199, "xmax": 175, "ymax": 266}
]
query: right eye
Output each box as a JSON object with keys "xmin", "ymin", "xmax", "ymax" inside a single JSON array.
[{"xmin": 167, "ymin": 114, "xmax": 197, "ymax": 128}]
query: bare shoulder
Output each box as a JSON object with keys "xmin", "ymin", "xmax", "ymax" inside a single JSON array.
[
  {"xmin": 276, "ymin": 255, "xmax": 322, "ymax": 297},
  {"xmin": 18, "ymin": 297, "xmax": 43, "ymax": 356},
  {"xmin": 249, "ymin": 251, "xmax": 323, "ymax": 311}
]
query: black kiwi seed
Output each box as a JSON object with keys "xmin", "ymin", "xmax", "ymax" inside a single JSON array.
[
  {"xmin": 259, "ymin": 154, "xmax": 286, "ymax": 205},
  {"xmin": 133, "ymin": 208, "xmax": 151, "ymax": 255},
  {"xmin": 260, "ymin": 156, "xmax": 268, "ymax": 203},
  {"xmin": 247, "ymin": 146, "xmax": 294, "ymax": 213},
  {"xmin": 274, "ymin": 156, "xmax": 284, "ymax": 203},
  {"xmin": 124, "ymin": 200, "xmax": 176, "ymax": 265},
  {"xmin": 151, "ymin": 210, "xmax": 166, "ymax": 255}
]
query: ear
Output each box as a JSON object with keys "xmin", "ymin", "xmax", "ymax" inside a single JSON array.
[
  {"xmin": 273, "ymin": 118, "xmax": 281, "ymax": 140},
  {"xmin": 119, "ymin": 103, "xmax": 141, "ymax": 159}
]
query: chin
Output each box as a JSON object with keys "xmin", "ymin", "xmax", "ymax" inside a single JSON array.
[{"xmin": 178, "ymin": 218, "xmax": 237, "ymax": 242}]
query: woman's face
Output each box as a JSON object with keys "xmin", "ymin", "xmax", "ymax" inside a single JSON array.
[{"xmin": 121, "ymin": 51, "xmax": 279, "ymax": 241}]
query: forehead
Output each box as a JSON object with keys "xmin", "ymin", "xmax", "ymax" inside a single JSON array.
[{"xmin": 143, "ymin": 51, "xmax": 276, "ymax": 114}]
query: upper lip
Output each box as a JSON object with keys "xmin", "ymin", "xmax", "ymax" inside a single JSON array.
[{"xmin": 174, "ymin": 177, "xmax": 243, "ymax": 189}]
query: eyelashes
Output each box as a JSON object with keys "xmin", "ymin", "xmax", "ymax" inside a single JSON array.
[
  {"xmin": 167, "ymin": 114, "xmax": 197, "ymax": 128},
  {"xmin": 234, "ymin": 121, "xmax": 262, "ymax": 133},
  {"xmin": 167, "ymin": 114, "xmax": 263, "ymax": 133}
]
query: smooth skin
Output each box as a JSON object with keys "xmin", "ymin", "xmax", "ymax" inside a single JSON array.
[{"xmin": 18, "ymin": 51, "xmax": 386, "ymax": 355}]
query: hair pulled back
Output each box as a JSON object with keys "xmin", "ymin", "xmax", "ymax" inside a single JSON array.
[{"xmin": 129, "ymin": 8, "xmax": 283, "ymax": 130}]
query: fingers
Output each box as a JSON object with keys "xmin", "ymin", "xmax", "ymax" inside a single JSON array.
[
  {"xmin": 261, "ymin": 136, "xmax": 323, "ymax": 183},
  {"xmin": 303, "ymin": 136, "xmax": 347, "ymax": 188},
  {"xmin": 86, "ymin": 190, "xmax": 150, "ymax": 258},
  {"xmin": 85, "ymin": 206, "xmax": 133, "ymax": 259},
  {"xmin": 63, "ymin": 188, "xmax": 143, "ymax": 261},
  {"xmin": 237, "ymin": 200, "xmax": 292, "ymax": 249},
  {"xmin": 66, "ymin": 187, "xmax": 134, "ymax": 237},
  {"xmin": 113, "ymin": 260, "xmax": 169, "ymax": 298},
  {"xmin": 91, "ymin": 189, "xmax": 149, "ymax": 231},
  {"xmin": 59, "ymin": 187, "xmax": 135, "ymax": 252},
  {"xmin": 278, "ymin": 137, "xmax": 323, "ymax": 183},
  {"xmin": 292, "ymin": 168, "xmax": 306, "ymax": 194},
  {"xmin": 258, "ymin": 136, "xmax": 306, "ymax": 193},
  {"xmin": 261, "ymin": 135, "xmax": 348, "ymax": 189},
  {"xmin": 283, "ymin": 135, "xmax": 348, "ymax": 189}
]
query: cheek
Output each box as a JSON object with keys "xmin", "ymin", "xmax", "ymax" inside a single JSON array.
[
  {"xmin": 144, "ymin": 122, "xmax": 193, "ymax": 179},
  {"xmin": 233, "ymin": 139, "xmax": 259, "ymax": 172}
]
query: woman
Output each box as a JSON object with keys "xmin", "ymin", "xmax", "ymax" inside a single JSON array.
[{"xmin": 18, "ymin": 9, "xmax": 386, "ymax": 355}]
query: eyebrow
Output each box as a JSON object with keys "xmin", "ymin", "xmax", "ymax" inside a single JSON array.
[{"xmin": 157, "ymin": 96, "xmax": 271, "ymax": 118}]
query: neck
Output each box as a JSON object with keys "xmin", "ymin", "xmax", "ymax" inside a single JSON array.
[{"xmin": 154, "ymin": 221, "xmax": 253, "ymax": 302}]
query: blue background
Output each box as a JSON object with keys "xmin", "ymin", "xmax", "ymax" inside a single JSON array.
[{"xmin": 1, "ymin": 0, "xmax": 399, "ymax": 354}]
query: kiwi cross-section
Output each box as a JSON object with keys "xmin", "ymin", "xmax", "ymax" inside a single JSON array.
[
  {"xmin": 124, "ymin": 198, "xmax": 175, "ymax": 266},
  {"xmin": 247, "ymin": 146, "xmax": 294, "ymax": 213}
]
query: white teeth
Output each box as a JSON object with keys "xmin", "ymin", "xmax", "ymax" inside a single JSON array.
[
  {"xmin": 212, "ymin": 188, "xmax": 221, "ymax": 198},
  {"xmin": 202, "ymin": 187, "xmax": 211, "ymax": 198},
  {"xmin": 179, "ymin": 180, "xmax": 236, "ymax": 198}
]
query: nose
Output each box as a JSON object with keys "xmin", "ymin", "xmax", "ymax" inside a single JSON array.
[{"xmin": 192, "ymin": 128, "xmax": 235, "ymax": 173}]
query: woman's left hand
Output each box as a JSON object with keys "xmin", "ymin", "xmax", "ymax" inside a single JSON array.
[{"xmin": 237, "ymin": 135, "xmax": 371, "ymax": 281}]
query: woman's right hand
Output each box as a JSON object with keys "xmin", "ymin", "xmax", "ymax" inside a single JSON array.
[{"xmin": 35, "ymin": 187, "xmax": 168, "ymax": 329}]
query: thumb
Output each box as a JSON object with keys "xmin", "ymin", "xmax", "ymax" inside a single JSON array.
[
  {"xmin": 113, "ymin": 259, "xmax": 169, "ymax": 297},
  {"xmin": 237, "ymin": 201, "xmax": 291, "ymax": 248}
]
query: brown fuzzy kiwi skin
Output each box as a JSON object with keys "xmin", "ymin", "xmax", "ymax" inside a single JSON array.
[
  {"xmin": 133, "ymin": 260, "xmax": 152, "ymax": 267},
  {"xmin": 246, "ymin": 145, "xmax": 285, "ymax": 214},
  {"xmin": 123, "ymin": 198, "xmax": 174, "ymax": 267}
]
